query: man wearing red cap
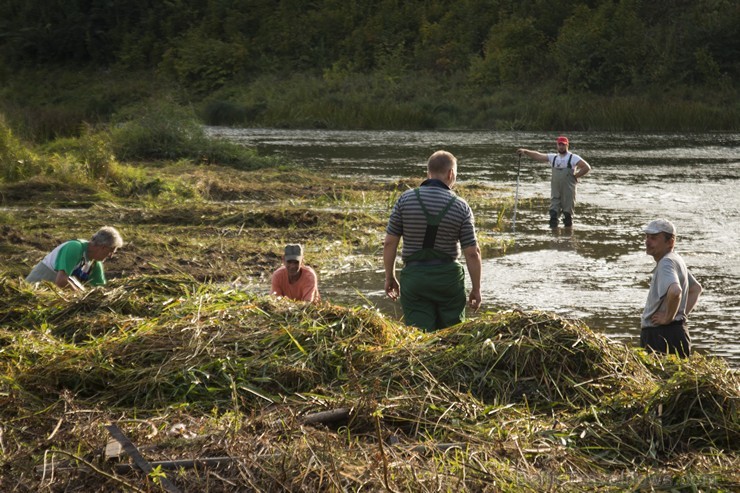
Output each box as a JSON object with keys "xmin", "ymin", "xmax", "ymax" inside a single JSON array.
[{"xmin": 517, "ymin": 136, "xmax": 591, "ymax": 228}]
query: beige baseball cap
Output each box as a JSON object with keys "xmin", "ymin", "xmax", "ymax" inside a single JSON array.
[{"xmin": 643, "ymin": 219, "xmax": 676, "ymax": 235}]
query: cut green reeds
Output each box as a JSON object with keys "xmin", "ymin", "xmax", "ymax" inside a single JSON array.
[{"xmin": 0, "ymin": 275, "xmax": 737, "ymax": 491}]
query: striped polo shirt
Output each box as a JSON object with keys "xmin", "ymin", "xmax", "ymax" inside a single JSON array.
[{"xmin": 386, "ymin": 179, "xmax": 478, "ymax": 261}]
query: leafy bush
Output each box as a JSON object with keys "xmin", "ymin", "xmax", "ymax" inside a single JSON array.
[
  {"xmin": 45, "ymin": 126, "xmax": 117, "ymax": 179},
  {"xmin": 111, "ymin": 101, "xmax": 279, "ymax": 170},
  {"xmin": 0, "ymin": 116, "xmax": 44, "ymax": 182},
  {"xmin": 110, "ymin": 102, "xmax": 203, "ymax": 161}
]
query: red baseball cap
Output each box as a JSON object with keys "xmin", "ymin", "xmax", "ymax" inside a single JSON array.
[{"xmin": 557, "ymin": 136, "xmax": 569, "ymax": 145}]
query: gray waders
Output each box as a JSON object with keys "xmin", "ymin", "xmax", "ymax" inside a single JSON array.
[{"xmin": 550, "ymin": 154, "xmax": 577, "ymax": 227}]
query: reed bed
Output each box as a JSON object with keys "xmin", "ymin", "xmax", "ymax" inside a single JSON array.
[{"xmin": 0, "ymin": 275, "xmax": 737, "ymax": 491}]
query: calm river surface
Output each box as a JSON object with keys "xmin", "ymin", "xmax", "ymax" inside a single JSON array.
[{"xmin": 208, "ymin": 127, "xmax": 740, "ymax": 367}]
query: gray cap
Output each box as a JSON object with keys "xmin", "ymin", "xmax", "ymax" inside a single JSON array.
[
  {"xmin": 643, "ymin": 219, "xmax": 676, "ymax": 235},
  {"xmin": 284, "ymin": 244, "xmax": 304, "ymax": 261}
]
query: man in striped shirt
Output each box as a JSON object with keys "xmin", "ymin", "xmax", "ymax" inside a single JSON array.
[{"xmin": 383, "ymin": 150, "xmax": 482, "ymax": 331}]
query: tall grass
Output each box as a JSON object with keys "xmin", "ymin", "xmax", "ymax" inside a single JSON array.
[
  {"xmin": 0, "ymin": 67, "xmax": 167, "ymax": 142},
  {"xmin": 203, "ymin": 72, "xmax": 740, "ymax": 131},
  {"xmin": 2, "ymin": 65, "xmax": 738, "ymax": 133},
  {"xmin": 111, "ymin": 100, "xmax": 280, "ymax": 170},
  {"xmin": 528, "ymin": 92, "xmax": 740, "ymax": 132},
  {"xmin": 0, "ymin": 115, "xmax": 44, "ymax": 182},
  {"xmin": 2, "ymin": 98, "xmax": 280, "ymax": 200},
  {"xmin": 204, "ymin": 72, "xmax": 458, "ymax": 129}
]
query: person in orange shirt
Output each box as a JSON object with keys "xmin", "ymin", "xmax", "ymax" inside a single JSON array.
[{"xmin": 270, "ymin": 244, "xmax": 320, "ymax": 302}]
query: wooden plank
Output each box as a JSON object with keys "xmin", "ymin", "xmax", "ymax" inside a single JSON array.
[{"xmin": 105, "ymin": 424, "xmax": 181, "ymax": 493}]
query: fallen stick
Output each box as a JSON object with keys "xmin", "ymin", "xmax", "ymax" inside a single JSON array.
[
  {"xmin": 300, "ymin": 407, "xmax": 350, "ymax": 425},
  {"xmin": 113, "ymin": 457, "xmax": 237, "ymax": 473},
  {"xmin": 36, "ymin": 456, "xmax": 241, "ymax": 476}
]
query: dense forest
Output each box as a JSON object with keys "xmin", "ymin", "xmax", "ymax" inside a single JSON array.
[{"xmin": 1, "ymin": 0, "xmax": 739, "ymax": 132}]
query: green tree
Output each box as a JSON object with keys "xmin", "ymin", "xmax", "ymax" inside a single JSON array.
[
  {"xmin": 472, "ymin": 16, "xmax": 548, "ymax": 86},
  {"xmin": 415, "ymin": 0, "xmax": 498, "ymax": 74},
  {"xmin": 553, "ymin": 1, "xmax": 647, "ymax": 92},
  {"xmin": 159, "ymin": 29, "xmax": 249, "ymax": 94}
]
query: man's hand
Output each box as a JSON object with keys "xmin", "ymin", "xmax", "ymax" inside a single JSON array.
[
  {"xmin": 650, "ymin": 311, "xmax": 673, "ymax": 326},
  {"xmin": 383, "ymin": 234, "xmax": 401, "ymax": 301},
  {"xmin": 516, "ymin": 148, "xmax": 548, "ymax": 163},
  {"xmin": 652, "ymin": 283, "xmax": 681, "ymax": 325},
  {"xmin": 468, "ymin": 289, "xmax": 481, "ymax": 311},
  {"xmin": 385, "ymin": 277, "xmax": 399, "ymax": 301},
  {"xmin": 55, "ymin": 270, "xmax": 84, "ymax": 291}
]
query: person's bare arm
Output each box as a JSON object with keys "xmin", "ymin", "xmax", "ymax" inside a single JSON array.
[
  {"xmin": 516, "ymin": 148, "xmax": 549, "ymax": 163},
  {"xmin": 574, "ymin": 158, "xmax": 591, "ymax": 179},
  {"xmin": 54, "ymin": 269, "xmax": 79, "ymax": 290},
  {"xmin": 651, "ymin": 283, "xmax": 681, "ymax": 325},
  {"xmin": 686, "ymin": 279, "xmax": 703, "ymax": 316},
  {"xmin": 383, "ymin": 234, "xmax": 401, "ymax": 300},
  {"xmin": 463, "ymin": 244, "xmax": 482, "ymax": 311}
]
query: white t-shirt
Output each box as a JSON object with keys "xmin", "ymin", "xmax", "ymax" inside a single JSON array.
[{"xmin": 547, "ymin": 152, "xmax": 582, "ymax": 170}]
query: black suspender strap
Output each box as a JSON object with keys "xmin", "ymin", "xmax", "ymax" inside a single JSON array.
[
  {"xmin": 414, "ymin": 188, "xmax": 458, "ymax": 249},
  {"xmin": 551, "ymin": 153, "xmax": 574, "ymax": 169}
]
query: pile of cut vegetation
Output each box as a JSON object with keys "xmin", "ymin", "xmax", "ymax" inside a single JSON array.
[{"xmin": 1, "ymin": 276, "xmax": 737, "ymax": 491}]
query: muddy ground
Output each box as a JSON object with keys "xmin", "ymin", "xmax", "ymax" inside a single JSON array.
[{"xmin": 0, "ymin": 165, "xmax": 506, "ymax": 289}]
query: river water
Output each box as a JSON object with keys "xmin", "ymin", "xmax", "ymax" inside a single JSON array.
[{"xmin": 208, "ymin": 128, "xmax": 740, "ymax": 367}]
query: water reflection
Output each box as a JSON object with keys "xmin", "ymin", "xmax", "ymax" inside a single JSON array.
[{"xmin": 209, "ymin": 127, "xmax": 740, "ymax": 367}]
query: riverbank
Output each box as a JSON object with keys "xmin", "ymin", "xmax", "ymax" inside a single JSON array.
[
  {"xmin": 2, "ymin": 68, "xmax": 739, "ymax": 144},
  {"xmin": 1, "ymin": 99, "xmax": 512, "ymax": 281},
  {"xmin": 1, "ymin": 144, "xmax": 738, "ymax": 490}
]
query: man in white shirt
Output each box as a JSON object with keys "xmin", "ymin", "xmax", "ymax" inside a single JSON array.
[
  {"xmin": 517, "ymin": 136, "xmax": 591, "ymax": 228},
  {"xmin": 640, "ymin": 219, "xmax": 702, "ymax": 358}
]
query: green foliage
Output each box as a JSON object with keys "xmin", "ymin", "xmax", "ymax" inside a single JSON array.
[
  {"xmin": 414, "ymin": 0, "xmax": 497, "ymax": 74},
  {"xmin": 471, "ymin": 16, "xmax": 548, "ymax": 86},
  {"xmin": 553, "ymin": 2, "xmax": 648, "ymax": 92},
  {"xmin": 0, "ymin": 116, "xmax": 43, "ymax": 182},
  {"xmin": 2, "ymin": 0, "xmax": 738, "ymax": 93},
  {"xmin": 111, "ymin": 101, "xmax": 278, "ymax": 170},
  {"xmin": 1, "ymin": 0, "xmax": 739, "ymax": 131},
  {"xmin": 159, "ymin": 29, "xmax": 249, "ymax": 95}
]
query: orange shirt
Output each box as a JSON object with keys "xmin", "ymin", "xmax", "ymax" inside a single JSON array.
[{"xmin": 270, "ymin": 265, "xmax": 320, "ymax": 302}]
